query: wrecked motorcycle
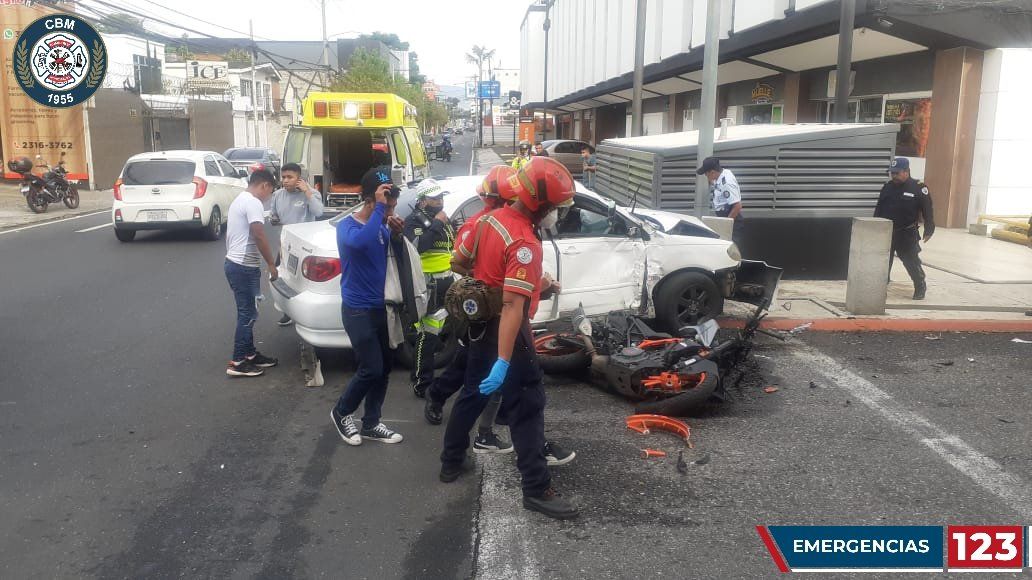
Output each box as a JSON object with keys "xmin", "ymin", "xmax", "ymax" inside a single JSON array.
[{"xmin": 535, "ymin": 261, "xmax": 784, "ymax": 417}]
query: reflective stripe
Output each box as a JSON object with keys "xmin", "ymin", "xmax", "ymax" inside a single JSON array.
[
  {"xmin": 515, "ymin": 169, "xmax": 538, "ymax": 203},
  {"xmin": 420, "ymin": 250, "xmax": 452, "ymax": 273},
  {"xmin": 484, "ymin": 215, "xmax": 514, "ymax": 246},
  {"xmin": 420, "ymin": 316, "xmax": 445, "ymax": 329},
  {"xmin": 456, "ymin": 245, "xmax": 472, "ymax": 259},
  {"xmin": 504, "ymin": 278, "xmax": 536, "ymax": 293}
]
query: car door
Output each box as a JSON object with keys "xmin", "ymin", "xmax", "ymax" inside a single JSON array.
[
  {"xmin": 202, "ymin": 155, "xmax": 227, "ymax": 219},
  {"xmin": 216, "ymin": 156, "xmax": 242, "ymax": 218},
  {"xmin": 549, "ymin": 195, "xmax": 646, "ymax": 317},
  {"xmin": 389, "ymin": 129, "xmax": 413, "ymax": 184}
]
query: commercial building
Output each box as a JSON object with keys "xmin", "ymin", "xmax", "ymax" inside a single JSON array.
[{"xmin": 520, "ymin": 0, "xmax": 1032, "ymax": 227}]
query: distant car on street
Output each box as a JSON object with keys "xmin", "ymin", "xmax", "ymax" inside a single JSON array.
[
  {"xmin": 112, "ymin": 150, "xmax": 247, "ymax": 242},
  {"xmin": 223, "ymin": 147, "xmax": 281, "ymax": 182},
  {"xmin": 540, "ymin": 139, "xmax": 591, "ymax": 178},
  {"xmin": 454, "ymin": 127, "xmax": 464, "ymax": 135}
]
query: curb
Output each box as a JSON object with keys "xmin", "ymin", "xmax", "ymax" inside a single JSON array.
[{"xmin": 719, "ymin": 317, "xmax": 1032, "ymax": 333}]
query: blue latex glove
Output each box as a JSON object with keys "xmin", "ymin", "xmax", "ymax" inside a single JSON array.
[{"xmin": 479, "ymin": 359, "xmax": 510, "ymax": 395}]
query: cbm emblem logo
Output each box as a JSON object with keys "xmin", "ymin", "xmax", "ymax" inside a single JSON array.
[{"xmin": 13, "ymin": 14, "xmax": 106, "ymax": 108}]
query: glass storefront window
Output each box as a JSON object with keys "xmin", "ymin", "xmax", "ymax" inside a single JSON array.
[
  {"xmin": 884, "ymin": 98, "xmax": 932, "ymax": 158},
  {"xmin": 743, "ymin": 104, "xmax": 773, "ymax": 125},
  {"xmin": 858, "ymin": 97, "xmax": 884, "ymax": 123}
]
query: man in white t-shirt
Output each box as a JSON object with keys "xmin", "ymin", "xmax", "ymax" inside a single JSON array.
[
  {"xmin": 224, "ymin": 169, "xmax": 279, "ymax": 377},
  {"xmin": 697, "ymin": 156, "xmax": 745, "ymax": 245}
]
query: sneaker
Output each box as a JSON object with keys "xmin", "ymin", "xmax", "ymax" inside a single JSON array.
[
  {"xmin": 439, "ymin": 456, "xmax": 475, "ymax": 483},
  {"xmin": 248, "ymin": 351, "xmax": 278, "ymax": 368},
  {"xmin": 331, "ymin": 409, "xmax": 361, "ymax": 446},
  {"xmin": 523, "ymin": 487, "xmax": 579, "ymax": 520},
  {"xmin": 412, "ymin": 382, "xmax": 428, "ymax": 399},
  {"xmin": 361, "ymin": 423, "xmax": 404, "ymax": 444},
  {"xmin": 424, "ymin": 398, "xmax": 443, "ymax": 425},
  {"xmin": 226, "ymin": 360, "xmax": 264, "ymax": 377},
  {"xmin": 277, "ymin": 314, "xmax": 294, "ymax": 326},
  {"xmin": 544, "ymin": 441, "xmax": 576, "ymax": 467},
  {"xmin": 912, "ymin": 282, "xmax": 927, "ymax": 301},
  {"xmin": 473, "ymin": 431, "xmax": 514, "ymax": 454}
]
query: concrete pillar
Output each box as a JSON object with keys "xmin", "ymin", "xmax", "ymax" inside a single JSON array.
[
  {"xmin": 845, "ymin": 218, "xmax": 893, "ymax": 315},
  {"xmin": 781, "ymin": 73, "xmax": 801, "ymax": 124},
  {"xmin": 702, "ymin": 216, "xmax": 734, "ymax": 241},
  {"xmin": 924, "ymin": 47, "xmax": 983, "ymax": 228}
]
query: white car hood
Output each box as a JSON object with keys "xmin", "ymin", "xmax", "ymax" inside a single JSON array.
[{"xmin": 629, "ymin": 208, "xmax": 717, "ymax": 236}]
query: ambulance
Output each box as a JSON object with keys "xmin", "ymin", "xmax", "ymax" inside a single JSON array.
[{"xmin": 282, "ymin": 92, "xmax": 430, "ymax": 207}]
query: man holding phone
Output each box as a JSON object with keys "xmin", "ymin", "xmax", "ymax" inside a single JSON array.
[{"xmin": 269, "ymin": 162, "xmax": 324, "ymax": 325}]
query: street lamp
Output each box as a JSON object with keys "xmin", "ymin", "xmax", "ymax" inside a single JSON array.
[{"xmin": 542, "ymin": 0, "xmax": 552, "ymax": 142}]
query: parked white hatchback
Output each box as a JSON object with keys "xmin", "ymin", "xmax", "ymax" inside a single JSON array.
[{"xmin": 112, "ymin": 150, "xmax": 248, "ymax": 242}]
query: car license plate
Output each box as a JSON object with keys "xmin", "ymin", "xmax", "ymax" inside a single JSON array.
[
  {"xmin": 287, "ymin": 253, "xmax": 299, "ymax": 275},
  {"xmin": 146, "ymin": 210, "xmax": 168, "ymax": 221}
]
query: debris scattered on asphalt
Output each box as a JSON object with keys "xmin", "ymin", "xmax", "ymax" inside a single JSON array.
[
  {"xmin": 692, "ymin": 453, "xmax": 711, "ymax": 466},
  {"xmin": 788, "ymin": 322, "xmax": 813, "ymax": 334},
  {"xmin": 754, "ymin": 354, "xmax": 771, "ymax": 359},
  {"xmin": 763, "ymin": 386, "xmax": 779, "ymax": 394},
  {"xmin": 641, "ymin": 449, "xmax": 667, "ymax": 458},
  {"xmin": 924, "ymin": 335, "xmax": 943, "ymax": 341},
  {"xmin": 997, "ymin": 418, "xmax": 1015, "ymax": 424},
  {"xmin": 220, "ymin": 464, "xmax": 225, "ymax": 469},
  {"xmin": 1011, "ymin": 338, "xmax": 1032, "ymax": 344},
  {"xmin": 844, "ymin": 400, "xmax": 852, "ymax": 407},
  {"xmin": 871, "ymin": 374, "xmax": 879, "ymax": 378},
  {"xmin": 626, "ymin": 414, "xmax": 692, "ymax": 447},
  {"xmin": 676, "ymin": 451, "xmax": 688, "ymax": 474},
  {"xmin": 936, "ymin": 360, "xmax": 954, "ymax": 366},
  {"xmin": 967, "ymin": 358, "xmax": 975, "ymax": 363},
  {"xmin": 809, "ymin": 381, "xmax": 818, "ymax": 389}
]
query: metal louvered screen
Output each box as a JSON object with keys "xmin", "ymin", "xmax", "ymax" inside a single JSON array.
[
  {"xmin": 595, "ymin": 145, "xmax": 656, "ymax": 208},
  {"xmin": 773, "ymin": 148, "xmax": 890, "ymax": 214},
  {"xmin": 657, "ymin": 155, "xmax": 697, "ymax": 212}
]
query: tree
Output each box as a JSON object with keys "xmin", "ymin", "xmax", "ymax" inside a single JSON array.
[
  {"xmin": 465, "ymin": 46, "xmax": 495, "ymax": 144},
  {"xmin": 333, "ymin": 48, "xmax": 395, "ymax": 92},
  {"xmin": 225, "ymin": 48, "xmax": 252, "ymax": 68},
  {"xmin": 360, "ymin": 32, "xmax": 409, "ymax": 51},
  {"xmin": 95, "ymin": 12, "xmax": 145, "ymax": 35},
  {"xmin": 408, "ymin": 52, "xmax": 426, "ymax": 84}
]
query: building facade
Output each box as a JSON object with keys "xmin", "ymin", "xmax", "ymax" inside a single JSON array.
[{"xmin": 520, "ymin": 0, "xmax": 1032, "ymax": 227}]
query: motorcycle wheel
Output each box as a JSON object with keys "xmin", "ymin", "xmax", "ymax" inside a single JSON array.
[
  {"xmin": 633, "ymin": 371, "xmax": 720, "ymax": 417},
  {"xmin": 535, "ymin": 334, "xmax": 591, "ymax": 375},
  {"xmin": 62, "ymin": 185, "xmax": 80, "ymax": 209},
  {"xmin": 26, "ymin": 189, "xmax": 48, "ymax": 213}
]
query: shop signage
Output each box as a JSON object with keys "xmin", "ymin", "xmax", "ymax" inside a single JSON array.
[{"xmin": 751, "ymin": 82, "xmax": 775, "ymax": 104}]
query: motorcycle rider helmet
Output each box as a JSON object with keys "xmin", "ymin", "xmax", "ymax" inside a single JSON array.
[
  {"xmin": 7, "ymin": 156, "xmax": 32, "ymax": 173},
  {"xmin": 479, "ymin": 165, "xmax": 517, "ymax": 201},
  {"xmin": 508, "ymin": 156, "xmax": 576, "ymax": 212},
  {"xmin": 518, "ymin": 140, "xmax": 531, "ymax": 153}
]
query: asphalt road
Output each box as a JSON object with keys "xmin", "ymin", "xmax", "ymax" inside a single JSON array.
[{"xmin": 3, "ymin": 129, "xmax": 1031, "ymax": 578}]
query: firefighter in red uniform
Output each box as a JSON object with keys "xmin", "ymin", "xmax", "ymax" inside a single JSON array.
[{"xmin": 439, "ymin": 157, "xmax": 579, "ymax": 520}]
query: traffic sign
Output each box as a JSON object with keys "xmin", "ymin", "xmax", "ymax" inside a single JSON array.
[
  {"xmin": 508, "ymin": 90, "xmax": 521, "ymax": 111},
  {"xmin": 465, "ymin": 81, "xmax": 477, "ymax": 99},
  {"xmin": 478, "ymin": 81, "xmax": 500, "ymax": 99}
]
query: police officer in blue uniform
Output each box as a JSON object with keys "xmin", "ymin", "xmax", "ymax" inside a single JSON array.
[
  {"xmin": 697, "ymin": 157, "xmax": 744, "ymax": 244},
  {"xmin": 874, "ymin": 157, "xmax": 935, "ymax": 300}
]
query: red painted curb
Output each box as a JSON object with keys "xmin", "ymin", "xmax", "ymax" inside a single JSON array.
[{"xmin": 719, "ymin": 317, "xmax": 1032, "ymax": 333}]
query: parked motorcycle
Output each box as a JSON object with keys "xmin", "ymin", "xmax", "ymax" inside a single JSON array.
[
  {"xmin": 535, "ymin": 261, "xmax": 784, "ymax": 417},
  {"xmin": 7, "ymin": 152, "xmax": 79, "ymax": 213}
]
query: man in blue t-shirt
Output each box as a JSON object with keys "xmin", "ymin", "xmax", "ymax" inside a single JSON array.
[{"xmin": 330, "ymin": 167, "xmax": 406, "ymax": 447}]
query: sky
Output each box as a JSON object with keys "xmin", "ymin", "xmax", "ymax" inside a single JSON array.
[{"xmin": 99, "ymin": 0, "xmax": 532, "ymax": 87}]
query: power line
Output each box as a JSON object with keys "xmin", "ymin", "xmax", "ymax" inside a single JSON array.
[{"xmin": 135, "ymin": 0, "xmax": 274, "ymax": 41}]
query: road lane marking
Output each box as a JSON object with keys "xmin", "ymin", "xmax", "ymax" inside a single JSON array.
[
  {"xmin": 75, "ymin": 223, "xmax": 111, "ymax": 233},
  {"xmin": 795, "ymin": 345, "xmax": 1032, "ymax": 521},
  {"xmin": 0, "ymin": 210, "xmax": 108, "ymax": 236},
  {"xmin": 475, "ymin": 456, "xmax": 540, "ymax": 580}
]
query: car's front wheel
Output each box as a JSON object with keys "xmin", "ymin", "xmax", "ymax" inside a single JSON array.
[{"xmin": 655, "ymin": 271, "xmax": 723, "ymax": 332}]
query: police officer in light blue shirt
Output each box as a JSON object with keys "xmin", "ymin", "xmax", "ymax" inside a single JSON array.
[{"xmin": 697, "ymin": 156, "xmax": 744, "ymax": 245}]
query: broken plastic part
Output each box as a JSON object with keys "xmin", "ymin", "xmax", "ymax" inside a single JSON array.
[
  {"xmin": 641, "ymin": 449, "xmax": 667, "ymax": 458},
  {"xmin": 641, "ymin": 372, "xmax": 706, "ymax": 394},
  {"xmin": 626, "ymin": 414, "xmax": 692, "ymax": 447}
]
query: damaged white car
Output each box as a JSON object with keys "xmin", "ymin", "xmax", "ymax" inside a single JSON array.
[{"xmin": 272, "ymin": 175, "xmax": 769, "ymax": 384}]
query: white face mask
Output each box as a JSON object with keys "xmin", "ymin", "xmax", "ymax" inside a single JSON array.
[{"xmin": 538, "ymin": 208, "xmax": 559, "ymax": 230}]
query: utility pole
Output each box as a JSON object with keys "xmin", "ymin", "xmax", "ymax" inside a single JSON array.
[
  {"xmin": 542, "ymin": 0, "xmax": 552, "ymax": 142},
  {"xmin": 321, "ymin": 0, "xmax": 330, "ymax": 84},
  {"xmin": 476, "ymin": 60, "xmax": 483, "ymax": 149},
  {"xmin": 488, "ymin": 56, "xmax": 495, "ymax": 147},
  {"xmin": 834, "ymin": 0, "xmax": 855, "ymax": 122},
  {"xmin": 250, "ymin": 19, "xmax": 259, "ymax": 147},
  {"xmin": 694, "ymin": 0, "xmax": 720, "ymax": 218},
  {"xmin": 631, "ymin": 0, "xmax": 647, "ymax": 137}
]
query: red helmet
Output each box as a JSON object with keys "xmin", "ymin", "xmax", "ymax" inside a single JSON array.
[
  {"xmin": 507, "ymin": 156, "xmax": 576, "ymax": 212},
  {"xmin": 479, "ymin": 165, "xmax": 517, "ymax": 201}
]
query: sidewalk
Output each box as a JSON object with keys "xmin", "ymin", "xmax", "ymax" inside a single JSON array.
[
  {"xmin": 0, "ymin": 181, "xmax": 112, "ymax": 230},
  {"xmin": 471, "ymin": 147, "xmax": 506, "ymax": 175},
  {"xmin": 748, "ymin": 228, "xmax": 1032, "ymax": 332}
]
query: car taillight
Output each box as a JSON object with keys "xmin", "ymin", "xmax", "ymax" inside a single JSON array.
[
  {"xmin": 249, "ymin": 162, "xmax": 265, "ymax": 174},
  {"xmin": 374, "ymin": 102, "xmax": 387, "ymax": 118},
  {"xmin": 114, "ymin": 208, "xmax": 123, "ymax": 222},
  {"xmin": 113, "ymin": 178, "xmax": 123, "ymax": 201},
  {"xmin": 314, "ymin": 100, "xmax": 327, "ymax": 117},
  {"xmin": 301, "ymin": 256, "xmax": 341, "ymax": 282},
  {"xmin": 192, "ymin": 177, "xmax": 207, "ymax": 199}
]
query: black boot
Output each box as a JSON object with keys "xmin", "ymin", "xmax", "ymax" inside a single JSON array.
[
  {"xmin": 424, "ymin": 397, "xmax": 443, "ymax": 425},
  {"xmin": 912, "ymin": 280, "xmax": 926, "ymax": 301},
  {"xmin": 439, "ymin": 456, "xmax": 474, "ymax": 483},
  {"xmin": 523, "ymin": 487, "xmax": 579, "ymax": 520}
]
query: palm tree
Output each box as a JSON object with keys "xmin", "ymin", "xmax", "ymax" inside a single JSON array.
[{"xmin": 466, "ymin": 45, "xmax": 495, "ymax": 147}]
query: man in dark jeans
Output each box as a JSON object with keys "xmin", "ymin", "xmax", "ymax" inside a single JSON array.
[
  {"xmin": 224, "ymin": 169, "xmax": 279, "ymax": 377},
  {"xmin": 330, "ymin": 167, "xmax": 407, "ymax": 446}
]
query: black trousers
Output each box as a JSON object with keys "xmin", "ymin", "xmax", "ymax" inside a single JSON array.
[
  {"xmin": 411, "ymin": 275, "xmax": 453, "ymax": 390},
  {"xmin": 440, "ymin": 321, "xmax": 550, "ymax": 497},
  {"xmin": 889, "ymin": 227, "xmax": 925, "ymax": 287}
]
